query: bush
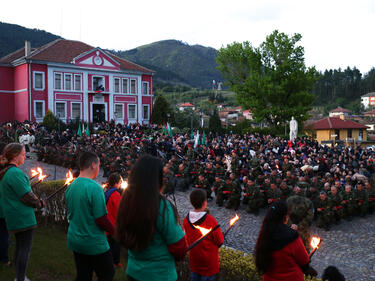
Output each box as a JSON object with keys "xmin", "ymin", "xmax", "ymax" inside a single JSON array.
[
  {"xmin": 33, "ymin": 180, "xmax": 68, "ymax": 227},
  {"xmin": 176, "ymin": 247, "xmax": 321, "ymax": 281},
  {"xmin": 42, "ymin": 110, "xmax": 66, "ymax": 132}
]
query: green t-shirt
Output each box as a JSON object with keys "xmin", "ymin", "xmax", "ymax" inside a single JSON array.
[
  {"xmin": 65, "ymin": 177, "xmax": 109, "ymax": 255},
  {"xmin": 0, "ymin": 166, "xmax": 36, "ymax": 231},
  {"xmin": 127, "ymin": 198, "xmax": 185, "ymax": 281}
]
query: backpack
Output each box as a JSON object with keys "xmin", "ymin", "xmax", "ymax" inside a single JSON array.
[{"xmin": 105, "ymin": 187, "xmax": 120, "ymax": 204}]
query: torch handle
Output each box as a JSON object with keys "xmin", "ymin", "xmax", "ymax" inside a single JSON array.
[
  {"xmin": 187, "ymin": 225, "xmax": 220, "ymax": 251},
  {"xmin": 46, "ymin": 184, "xmax": 68, "ymax": 201},
  {"xmin": 223, "ymin": 225, "xmax": 234, "ymax": 238},
  {"xmin": 30, "ymin": 175, "xmax": 50, "ymax": 189}
]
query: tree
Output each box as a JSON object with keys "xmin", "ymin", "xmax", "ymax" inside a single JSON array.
[
  {"xmin": 217, "ymin": 30, "xmax": 317, "ymax": 128},
  {"xmin": 150, "ymin": 95, "xmax": 173, "ymax": 125},
  {"xmin": 42, "ymin": 110, "xmax": 66, "ymax": 132},
  {"xmin": 208, "ymin": 108, "xmax": 222, "ymax": 133}
]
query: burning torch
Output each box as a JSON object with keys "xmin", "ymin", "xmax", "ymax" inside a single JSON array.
[
  {"xmin": 187, "ymin": 224, "xmax": 221, "ymax": 251},
  {"xmin": 30, "ymin": 167, "xmax": 50, "ymax": 188},
  {"xmin": 223, "ymin": 213, "xmax": 240, "ymax": 237},
  {"xmin": 46, "ymin": 170, "xmax": 74, "ymax": 201},
  {"xmin": 309, "ymin": 237, "xmax": 322, "ymax": 259}
]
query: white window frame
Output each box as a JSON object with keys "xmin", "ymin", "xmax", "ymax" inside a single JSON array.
[
  {"xmin": 64, "ymin": 73, "xmax": 73, "ymax": 91},
  {"xmin": 55, "ymin": 101, "xmax": 67, "ymax": 119},
  {"xmin": 143, "ymin": 104, "xmax": 150, "ymax": 120},
  {"xmin": 122, "ymin": 78, "xmax": 128, "ymax": 94},
  {"xmin": 142, "ymin": 81, "xmax": 149, "ymax": 95},
  {"xmin": 74, "ymin": 74, "xmax": 82, "ymax": 91},
  {"xmin": 33, "ymin": 100, "xmax": 45, "ymax": 120},
  {"xmin": 127, "ymin": 104, "xmax": 137, "ymax": 120},
  {"xmin": 71, "ymin": 102, "xmax": 82, "ymax": 120},
  {"xmin": 92, "ymin": 75, "xmax": 105, "ymax": 91},
  {"xmin": 114, "ymin": 78, "xmax": 120, "ymax": 93},
  {"xmin": 33, "ymin": 71, "xmax": 45, "ymax": 91},
  {"xmin": 114, "ymin": 103, "xmax": 124, "ymax": 119},
  {"xmin": 130, "ymin": 79, "xmax": 137, "ymax": 94},
  {"xmin": 54, "ymin": 72, "xmax": 62, "ymax": 90}
]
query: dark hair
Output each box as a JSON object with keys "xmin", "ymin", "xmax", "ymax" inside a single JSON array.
[
  {"xmin": 322, "ymin": 266, "xmax": 345, "ymax": 281},
  {"xmin": 108, "ymin": 172, "xmax": 121, "ymax": 187},
  {"xmin": 115, "ymin": 155, "xmax": 173, "ymax": 251},
  {"xmin": 255, "ymin": 200, "xmax": 288, "ymax": 273},
  {"xmin": 190, "ymin": 189, "xmax": 207, "ymax": 209},
  {"xmin": 79, "ymin": 151, "xmax": 99, "ymax": 170},
  {"xmin": 0, "ymin": 143, "xmax": 24, "ymax": 180}
]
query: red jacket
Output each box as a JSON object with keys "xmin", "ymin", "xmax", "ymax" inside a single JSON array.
[
  {"xmin": 183, "ymin": 213, "xmax": 224, "ymax": 276},
  {"xmin": 106, "ymin": 189, "xmax": 121, "ymax": 228},
  {"xmin": 263, "ymin": 237, "xmax": 309, "ymax": 281}
]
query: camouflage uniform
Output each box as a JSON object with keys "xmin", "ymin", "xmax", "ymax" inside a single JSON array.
[
  {"xmin": 342, "ymin": 190, "xmax": 356, "ymax": 219},
  {"xmin": 194, "ymin": 177, "xmax": 211, "ymax": 199},
  {"xmin": 216, "ymin": 180, "xmax": 232, "ymax": 207},
  {"xmin": 354, "ymin": 188, "xmax": 368, "ymax": 217},
  {"xmin": 226, "ymin": 179, "xmax": 242, "ymax": 210},
  {"xmin": 329, "ymin": 192, "xmax": 344, "ymax": 223},
  {"xmin": 315, "ymin": 197, "xmax": 333, "ymax": 230},
  {"xmin": 212, "ymin": 178, "xmax": 225, "ymax": 197},
  {"xmin": 267, "ymin": 186, "xmax": 282, "ymax": 205},
  {"xmin": 246, "ymin": 184, "xmax": 264, "ymax": 214},
  {"xmin": 287, "ymin": 195, "xmax": 314, "ymax": 251}
]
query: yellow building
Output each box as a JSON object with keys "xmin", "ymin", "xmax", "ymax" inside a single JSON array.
[{"xmin": 313, "ymin": 117, "xmax": 368, "ymax": 145}]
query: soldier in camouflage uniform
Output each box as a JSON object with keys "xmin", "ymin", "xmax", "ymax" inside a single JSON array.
[
  {"xmin": 365, "ymin": 181, "xmax": 375, "ymax": 214},
  {"xmin": 226, "ymin": 173, "xmax": 242, "ymax": 210},
  {"xmin": 245, "ymin": 179, "xmax": 264, "ymax": 215},
  {"xmin": 214, "ymin": 162, "xmax": 225, "ymax": 179},
  {"xmin": 162, "ymin": 166, "xmax": 175, "ymax": 194},
  {"xmin": 329, "ymin": 186, "xmax": 343, "ymax": 224},
  {"xmin": 194, "ymin": 174, "xmax": 212, "ymax": 199},
  {"xmin": 241, "ymin": 177, "xmax": 250, "ymax": 205},
  {"xmin": 267, "ymin": 183, "xmax": 282, "ymax": 205},
  {"xmin": 306, "ymin": 185, "xmax": 319, "ymax": 207},
  {"xmin": 279, "ymin": 181, "xmax": 291, "ymax": 200},
  {"xmin": 175, "ymin": 163, "xmax": 189, "ymax": 191},
  {"xmin": 204, "ymin": 162, "xmax": 215, "ymax": 187},
  {"xmin": 212, "ymin": 176, "xmax": 225, "ymax": 197},
  {"xmin": 216, "ymin": 178, "xmax": 232, "ymax": 207},
  {"xmin": 287, "ymin": 195, "xmax": 314, "ymax": 251},
  {"xmin": 354, "ymin": 182, "xmax": 368, "ymax": 217},
  {"xmin": 342, "ymin": 184, "xmax": 356, "ymax": 220},
  {"xmin": 315, "ymin": 191, "xmax": 333, "ymax": 230}
]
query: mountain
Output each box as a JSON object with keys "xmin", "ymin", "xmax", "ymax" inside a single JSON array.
[
  {"xmin": 114, "ymin": 40, "xmax": 223, "ymax": 89},
  {"xmin": 0, "ymin": 22, "xmax": 61, "ymax": 59}
]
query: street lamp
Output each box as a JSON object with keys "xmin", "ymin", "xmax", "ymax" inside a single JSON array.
[{"xmin": 199, "ymin": 110, "xmax": 203, "ymax": 128}]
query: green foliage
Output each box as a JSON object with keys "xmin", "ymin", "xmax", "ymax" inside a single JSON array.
[
  {"xmin": 209, "ymin": 108, "xmax": 223, "ymax": 133},
  {"xmin": 217, "ymin": 30, "xmax": 317, "ymax": 128},
  {"xmin": 173, "ymin": 109, "xmax": 199, "ymax": 129},
  {"xmin": 42, "ymin": 110, "xmax": 66, "ymax": 132},
  {"xmin": 150, "ymin": 95, "xmax": 173, "ymax": 125},
  {"xmin": 115, "ymin": 40, "xmax": 223, "ymax": 89},
  {"xmin": 0, "ymin": 21, "xmax": 60, "ymax": 58}
]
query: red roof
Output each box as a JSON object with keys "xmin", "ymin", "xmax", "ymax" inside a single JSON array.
[
  {"xmin": 0, "ymin": 47, "xmax": 36, "ymax": 64},
  {"xmin": 313, "ymin": 117, "xmax": 368, "ymax": 130},
  {"xmin": 364, "ymin": 109, "xmax": 375, "ymax": 115},
  {"xmin": 0, "ymin": 39, "xmax": 153, "ymax": 73},
  {"xmin": 180, "ymin": 102, "xmax": 194, "ymax": 107},
  {"xmin": 330, "ymin": 106, "xmax": 352, "ymax": 113}
]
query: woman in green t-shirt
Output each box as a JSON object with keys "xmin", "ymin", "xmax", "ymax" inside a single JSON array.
[
  {"xmin": 115, "ymin": 155, "xmax": 187, "ymax": 281},
  {"xmin": 0, "ymin": 143, "xmax": 45, "ymax": 281}
]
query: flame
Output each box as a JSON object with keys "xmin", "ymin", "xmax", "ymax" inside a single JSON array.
[
  {"xmin": 101, "ymin": 183, "xmax": 108, "ymax": 189},
  {"xmin": 30, "ymin": 168, "xmax": 40, "ymax": 177},
  {"xmin": 194, "ymin": 225, "xmax": 212, "ymax": 236},
  {"xmin": 65, "ymin": 170, "xmax": 74, "ymax": 185},
  {"xmin": 229, "ymin": 214, "xmax": 240, "ymax": 226},
  {"xmin": 37, "ymin": 167, "xmax": 47, "ymax": 181},
  {"xmin": 120, "ymin": 179, "xmax": 128, "ymax": 190},
  {"xmin": 311, "ymin": 237, "xmax": 321, "ymax": 249}
]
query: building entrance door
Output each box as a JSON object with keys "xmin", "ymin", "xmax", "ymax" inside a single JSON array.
[{"xmin": 93, "ymin": 104, "xmax": 105, "ymax": 123}]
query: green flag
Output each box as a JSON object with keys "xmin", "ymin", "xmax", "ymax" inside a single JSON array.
[
  {"xmin": 202, "ymin": 131, "xmax": 207, "ymax": 145},
  {"xmin": 86, "ymin": 124, "xmax": 90, "ymax": 136},
  {"xmin": 167, "ymin": 123, "xmax": 172, "ymax": 137},
  {"xmin": 77, "ymin": 123, "xmax": 82, "ymax": 137}
]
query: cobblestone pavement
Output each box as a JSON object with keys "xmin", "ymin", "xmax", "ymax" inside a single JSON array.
[{"xmin": 21, "ymin": 156, "xmax": 375, "ymax": 281}]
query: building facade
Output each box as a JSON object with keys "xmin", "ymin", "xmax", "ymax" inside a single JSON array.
[
  {"xmin": 0, "ymin": 40, "xmax": 154, "ymax": 124},
  {"xmin": 361, "ymin": 92, "xmax": 375, "ymax": 109}
]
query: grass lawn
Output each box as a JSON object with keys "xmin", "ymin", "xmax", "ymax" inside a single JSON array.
[{"xmin": 0, "ymin": 227, "xmax": 128, "ymax": 281}]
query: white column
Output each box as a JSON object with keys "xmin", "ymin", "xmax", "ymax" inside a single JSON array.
[
  {"xmin": 47, "ymin": 67, "xmax": 54, "ymax": 112},
  {"xmin": 109, "ymin": 74, "xmax": 114, "ymax": 121},
  {"xmin": 83, "ymin": 72, "xmax": 89, "ymax": 122},
  {"xmin": 138, "ymin": 76, "xmax": 142, "ymax": 123}
]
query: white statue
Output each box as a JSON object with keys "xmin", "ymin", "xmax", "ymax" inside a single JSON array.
[{"xmin": 289, "ymin": 116, "xmax": 298, "ymax": 141}]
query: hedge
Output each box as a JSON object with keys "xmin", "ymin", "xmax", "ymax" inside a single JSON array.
[{"xmin": 176, "ymin": 247, "xmax": 321, "ymax": 280}]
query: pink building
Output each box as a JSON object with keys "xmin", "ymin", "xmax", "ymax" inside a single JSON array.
[{"xmin": 0, "ymin": 40, "xmax": 154, "ymax": 124}]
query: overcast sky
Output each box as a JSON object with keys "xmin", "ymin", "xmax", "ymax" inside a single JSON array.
[{"xmin": 1, "ymin": 0, "xmax": 374, "ymax": 74}]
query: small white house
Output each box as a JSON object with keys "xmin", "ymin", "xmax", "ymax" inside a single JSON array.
[{"xmin": 361, "ymin": 92, "xmax": 375, "ymax": 109}]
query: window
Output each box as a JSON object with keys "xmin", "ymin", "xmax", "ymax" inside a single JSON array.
[
  {"xmin": 114, "ymin": 104, "xmax": 124, "ymax": 119},
  {"xmin": 114, "ymin": 78, "xmax": 120, "ymax": 93},
  {"xmin": 33, "ymin": 72, "xmax": 44, "ymax": 90},
  {"xmin": 347, "ymin": 129, "xmax": 352, "ymax": 138},
  {"xmin": 54, "ymin": 73, "xmax": 62, "ymax": 90},
  {"xmin": 93, "ymin": 76, "xmax": 104, "ymax": 91},
  {"xmin": 56, "ymin": 102, "xmax": 66, "ymax": 118},
  {"xmin": 143, "ymin": 105, "xmax": 149, "ymax": 120},
  {"xmin": 34, "ymin": 101, "xmax": 44, "ymax": 119},
  {"xmin": 122, "ymin": 79, "xmax": 128, "ymax": 93},
  {"xmin": 130, "ymin": 79, "xmax": 136, "ymax": 94},
  {"xmin": 142, "ymin": 82, "xmax": 149, "ymax": 95},
  {"xmin": 128, "ymin": 104, "xmax": 136, "ymax": 119},
  {"xmin": 71, "ymin": 103, "xmax": 81, "ymax": 119},
  {"xmin": 74, "ymin": 75, "xmax": 82, "ymax": 91},
  {"xmin": 65, "ymin": 74, "xmax": 72, "ymax": 90}
]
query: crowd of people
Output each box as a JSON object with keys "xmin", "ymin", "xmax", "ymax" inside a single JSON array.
[{"xmin": 0, "ymin": 119, "xmax": 368, "ymax": 280}]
